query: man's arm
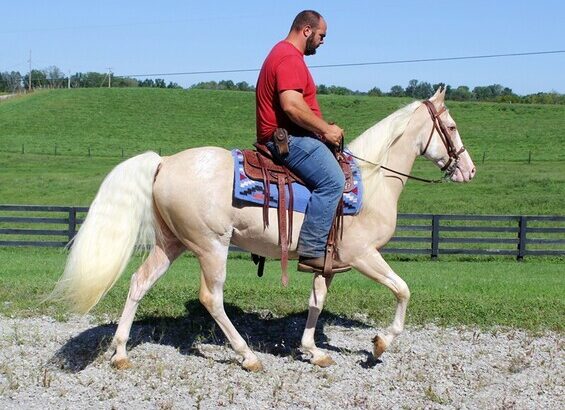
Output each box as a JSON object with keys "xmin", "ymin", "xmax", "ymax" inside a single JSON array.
[{"xmin": 279, "ymin": 90, "xmax": 343, "ymax": 146}]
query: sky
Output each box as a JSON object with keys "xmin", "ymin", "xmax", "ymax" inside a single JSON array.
[{"xmin": 2, "ymin": 0, "xmax": 564, "ymax": 95}]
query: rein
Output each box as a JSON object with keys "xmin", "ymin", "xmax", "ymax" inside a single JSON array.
[
  {"xmin": 346, "ymin": 152, "xmax": 446, "ymax": 184},
  {"xmin": 347, "ymin": 99, "xmax": 464, "ymax": 184}
]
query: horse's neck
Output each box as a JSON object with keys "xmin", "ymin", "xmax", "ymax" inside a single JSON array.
[
  {"xmin": 382, "ymin": 135, "xmax": 419, "ymax": 203},
  {"xmin": 359, "ymin": 129, "xmax": 419, "ymax": 213}
]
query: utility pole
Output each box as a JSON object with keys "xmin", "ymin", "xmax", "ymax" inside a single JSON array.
[
  {"xmin": 107, "ymin": 67, "xmax": 112, "ymax": 88},
  {"xmin": 28, "ymin": 50, "xmax": 32, "ymax": 92},
  {"xmin": 68, "ymin": 70, "xmax": 71, "ymax": 89}
]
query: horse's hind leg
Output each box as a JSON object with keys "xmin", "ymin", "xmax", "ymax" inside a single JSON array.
[
  {"xmin": 197, "ymin": 244, "xmax": 263, "ymax": 372},
  {"xmin": 110, "ymin": 230, "xmax": 184, "ymax": 369},
  {"xmin": 300, "ymin": 273, "xmax": 336, "ymax": 367}
]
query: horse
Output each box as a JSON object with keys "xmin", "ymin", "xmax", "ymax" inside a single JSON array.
[{"xmin": 51, "ymin": 88, "xmax": 475, "ymax": 371}]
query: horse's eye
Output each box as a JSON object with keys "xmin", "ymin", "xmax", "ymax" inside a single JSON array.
[{"xmin": 448, "ymin": 126, "xmax": 457, "ymax": 132}]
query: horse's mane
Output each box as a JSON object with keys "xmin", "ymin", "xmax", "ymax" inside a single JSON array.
[{"xmin": 347, "ymin": 101, "xmax": 421, "ymax": 201}]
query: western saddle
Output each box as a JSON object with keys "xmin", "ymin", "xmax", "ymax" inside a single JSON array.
[{"xmin": 241, "ymin": 139, "xmax": 354, "ymax": 285}]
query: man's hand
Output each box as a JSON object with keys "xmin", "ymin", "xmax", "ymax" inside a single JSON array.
[
  {"xmin": 322, "ymin": 123, "xmax": 344, "ymax": 146},
  {"xmin": 280, "ymin": 90, "xmax": 344, "ymax": 145}
]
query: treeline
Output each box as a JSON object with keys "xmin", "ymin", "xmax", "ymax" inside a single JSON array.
[
  {"xmin": 1, "ymin": 66, "xmax": 563, "ymax": 104},
  {"xmin": 0, "ymin": 67, "xmax": 182, "ymax": 91}
]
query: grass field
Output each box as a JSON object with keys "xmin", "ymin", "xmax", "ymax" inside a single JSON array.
[
  {"xmin": 0, "ymin": 248, "xmax": 562, "ymax": 332},
  {"xmin": 0, "ymin": 88, "xmax": 564, "ymax": 214},
  {"xmin": 0, "ymin": 89, "xmax": 563, "ymax": 329}
]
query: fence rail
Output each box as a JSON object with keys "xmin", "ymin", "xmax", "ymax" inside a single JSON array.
[{"xmin": 1, "ymin": 205, "xmax": 564, "ymax": 259}]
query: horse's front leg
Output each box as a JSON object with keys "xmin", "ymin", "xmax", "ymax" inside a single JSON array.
[
  {"xmin": 352, "ymin": 249, "xmax": 410, "ymax": 358},
  {"xmin": 300, "ymin": 273, "xmax": 336, "ymax": 367}
]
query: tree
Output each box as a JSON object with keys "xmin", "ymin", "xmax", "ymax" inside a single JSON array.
[
  {"xmin": 389, "ymin": 85, "xmax": 405, "ymax": 97},
  {"xmin": 367, "ymin": 87, "xmax": 382, "ymax": 97},
  {"xmin": 0, "ymin": 71, "xmax": 23, "ymax": 92},
  {"xmin": 23, "ymin": 69, "xmax": 47, "ymax": 89},
  {"xmin": 45, "ymin": 66, "xmax": 65, "ymax": 88},
  {"xmin": 218, "ymin": 80, "xmax": 235, "ymax": 90},
  {"xmin": 236, "ymin": 81, "xmax": 254, "ymax": 91},
  {"xmin": 404, "ymin": 79, "xmax": 419, "ymax": 97},
  {"xmin": 167, "ymin": 81, "xmax": 182, "ymax": 89},
  {"xmin": 317, "ymin": 84, "xmax": 328, "ymax": 94},
  {"xmin": 450, "ymin": 85, "xmax": 472, "ymax": 101},
  {"xmin": 405, "ymin": 79, "xmax": 433, "ymax": 99}
]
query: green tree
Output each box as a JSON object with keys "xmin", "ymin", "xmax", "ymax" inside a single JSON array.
[
  {"xmin": 389, "ymin": 85, "xmax": 405, "ymax": 97},
  {"xmin": 0, "ymin": 71, "xmax": 23, "ymax": 92},
  {"xmin": 317, "ymin": 84, "xmax": 329, "ymax": 94},
  {"xmin": 23, "ymin": 69, "xmax": 47, "ymax": 89},
  {"xmin": 367, "ymin": 86, "xmax": 382, "ymax": 97},
  {"xmin": 450, "ymin": 85, "xmax": 472, "ymax": 101}
]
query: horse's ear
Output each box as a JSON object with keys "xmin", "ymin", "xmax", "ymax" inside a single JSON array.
[{"xmin": 429, "ymin": 86, "xmax": 445, "ymax": 105}]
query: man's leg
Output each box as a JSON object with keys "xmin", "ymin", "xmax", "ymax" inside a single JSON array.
[{"xmin": 268, "ymin": 136, "xmax": 347, "ymax": 269}]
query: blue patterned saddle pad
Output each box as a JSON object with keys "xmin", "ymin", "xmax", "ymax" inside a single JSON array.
[{"xmin": 231, "ymin": 149, "xmax": 363, "ymax": 215}]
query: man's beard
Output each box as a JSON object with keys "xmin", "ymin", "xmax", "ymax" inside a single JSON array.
[{"xmin": 305, "ymin": 34, "xmax": 317, "ymax": 56}]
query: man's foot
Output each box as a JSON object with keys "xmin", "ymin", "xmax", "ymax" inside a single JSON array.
[{"xmin": 297, "ymin": 256, "xmax": 351, "ymax": 274}]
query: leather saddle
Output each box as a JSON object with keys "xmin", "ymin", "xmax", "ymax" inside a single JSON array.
[{"xmin": 241, "ymin": 143, "xmax": 354, "ymax": 285}]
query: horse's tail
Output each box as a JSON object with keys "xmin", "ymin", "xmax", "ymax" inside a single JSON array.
[{"xmin": 50, "ymin": 151, "xmax": 162, "ymax": 314}]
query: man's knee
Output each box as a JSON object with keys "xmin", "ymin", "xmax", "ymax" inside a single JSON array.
[{"xmin": 328, "ymin": 167, "xmax": 346, "ymax": 192}]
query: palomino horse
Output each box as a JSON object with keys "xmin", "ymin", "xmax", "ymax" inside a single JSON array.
[{"xmin": 52, "ymin": 88, "xmax": 475, "ymax": 371}]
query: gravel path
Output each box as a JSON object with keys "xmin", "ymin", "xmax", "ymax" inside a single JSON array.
[{"xmin": 0, "ymin": 313, "xmax": 562, "ymax": 409}]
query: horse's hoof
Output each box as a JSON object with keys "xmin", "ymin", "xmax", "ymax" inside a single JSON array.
[
  {"xmin": 311, "ymin": 355, "xmax": 336, "ymax": 367},
  {"xmin": 111, "ymin": 357, "xmax": 132, "ymax": 370},
  {"xmin": 373, "ymin": 335, "xmax": 387, "ymax": 358},
  {"xmin": 242, "ymin": 358, "xmax": 263, "ymax": 372}
]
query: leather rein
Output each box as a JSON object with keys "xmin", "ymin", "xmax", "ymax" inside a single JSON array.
[{"xmin": 348, "ymin": 99, "xmax": 465, "ymax": 184}]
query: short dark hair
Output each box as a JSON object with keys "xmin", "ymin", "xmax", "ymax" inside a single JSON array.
[{"xmin": 290, "ymin": 10, "xmax": 323, "ymax": 32}]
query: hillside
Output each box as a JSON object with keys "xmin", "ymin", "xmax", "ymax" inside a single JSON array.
[{"xmin": 0, "ymin": 88, "xmax": 563, "ymax": 213}]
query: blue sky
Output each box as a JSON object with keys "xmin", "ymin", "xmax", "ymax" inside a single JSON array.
[{"xmin": 2, "ymin": 1, "xmax": 564, "ymax": 94}]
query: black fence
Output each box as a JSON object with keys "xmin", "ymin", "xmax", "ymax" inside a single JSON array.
[{"xmin": 1, "ymin": 205, "xmax": 564, "ymax": 260}]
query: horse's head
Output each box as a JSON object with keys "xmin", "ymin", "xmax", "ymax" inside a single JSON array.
[{"xmin": 419, "ymin": 88, "xmax": 476, "ymax": 182}]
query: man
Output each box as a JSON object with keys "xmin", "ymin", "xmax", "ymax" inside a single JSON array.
[{"xmin": 255, "ymin": 10, "xmax": 350, "ymax": 273}]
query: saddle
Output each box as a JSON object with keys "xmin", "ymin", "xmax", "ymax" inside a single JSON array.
[{"xmin": 242, "ymin": 142, "xmax": 354, "ymax": 286}]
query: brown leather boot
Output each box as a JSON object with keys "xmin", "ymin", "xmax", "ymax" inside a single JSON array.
[{"xmin": 297, "ymin": 256, "xmax": 351, "ymax": 274}]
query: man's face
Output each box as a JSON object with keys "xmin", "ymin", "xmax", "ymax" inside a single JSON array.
[{"xmin": 304, "ymin": 19, "xmax": 327, "ymax": 56}]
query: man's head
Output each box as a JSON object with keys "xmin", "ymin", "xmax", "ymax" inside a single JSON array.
[{"xmin": 289, "ymin": 10, "xmax": 327, "ymax": 56}]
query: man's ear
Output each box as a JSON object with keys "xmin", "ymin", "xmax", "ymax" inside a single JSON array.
[{"xmin": 303, "ymin": 25, "xmax": 312, "ymax": 38}]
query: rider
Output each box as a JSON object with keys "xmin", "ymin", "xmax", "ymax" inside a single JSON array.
[{"xmin": 255, "ymin": 10, "xmax": 350, "ymax": 273}]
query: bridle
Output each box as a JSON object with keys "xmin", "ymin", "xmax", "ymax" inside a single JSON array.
[
  {"xmin": 347, "ymin": 99, "xmax": 465, "ymax": 184},
  {"xmin": 421, "ymin": 100, "xmax": 466, "ymax": 174}
]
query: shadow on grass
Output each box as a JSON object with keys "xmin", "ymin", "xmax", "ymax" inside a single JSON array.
[{"xmin": 50, "ymin": 299, "xmax": 376, "ymax": 372}]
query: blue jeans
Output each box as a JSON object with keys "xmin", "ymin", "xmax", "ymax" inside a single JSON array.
[{"xmin": 267, "ymin": 136, "xmax": 345, "ymax": 258}]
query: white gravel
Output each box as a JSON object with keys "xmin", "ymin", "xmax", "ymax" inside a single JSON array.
[{"xmin": 0, "ymin": 314, "xmax": 562, "ymax": 409}]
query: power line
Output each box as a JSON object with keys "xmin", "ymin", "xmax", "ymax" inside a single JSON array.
[{"xmin": 118, "ymin": 50, "xmax": 565, "ymax": 78}]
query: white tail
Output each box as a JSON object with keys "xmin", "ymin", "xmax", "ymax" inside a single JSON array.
[{"xmin": 51, "ymin": 152, "xmax": 162, "ymax": 313}]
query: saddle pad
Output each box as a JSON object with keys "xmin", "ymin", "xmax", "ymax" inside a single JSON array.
[{"xmin": 231, "ymin": 149, "xmax": 363, "ymax": 215}]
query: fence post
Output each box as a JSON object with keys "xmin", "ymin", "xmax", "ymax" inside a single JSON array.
[
  {"xmin": 21, "ymin": 144, "xmax": 25, "ymax": 154},
  {"xmin": 517, "ymin": 216, "xmax": 527, "ymax": 261},
  {"xmin": 431, "ymin": 215, "xmax": 440, "ymax": 259},
  {"xmin": 528, "ymin": 151, "xmax": 532, "ymax": 164},
  {"xmin": 68, "ymin": 207, "xmax": 77, "ymax": 244}
]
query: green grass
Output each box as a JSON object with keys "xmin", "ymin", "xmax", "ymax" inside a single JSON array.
[
  {"xmin": 0, "ymin": 248, "xmax": 562, "ymax": 332},
  {"xmin": 1, "ymin": 88, "xmax": 564, "ymax": 160},
  {"xmin": 0, "ymin": 88, "xmax": 564, "ymax": 213}
]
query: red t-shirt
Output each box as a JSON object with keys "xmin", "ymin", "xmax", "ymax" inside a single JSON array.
[{"xmin": 256, "ymin": 41, "xmax": 321, "ymax": 142}]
